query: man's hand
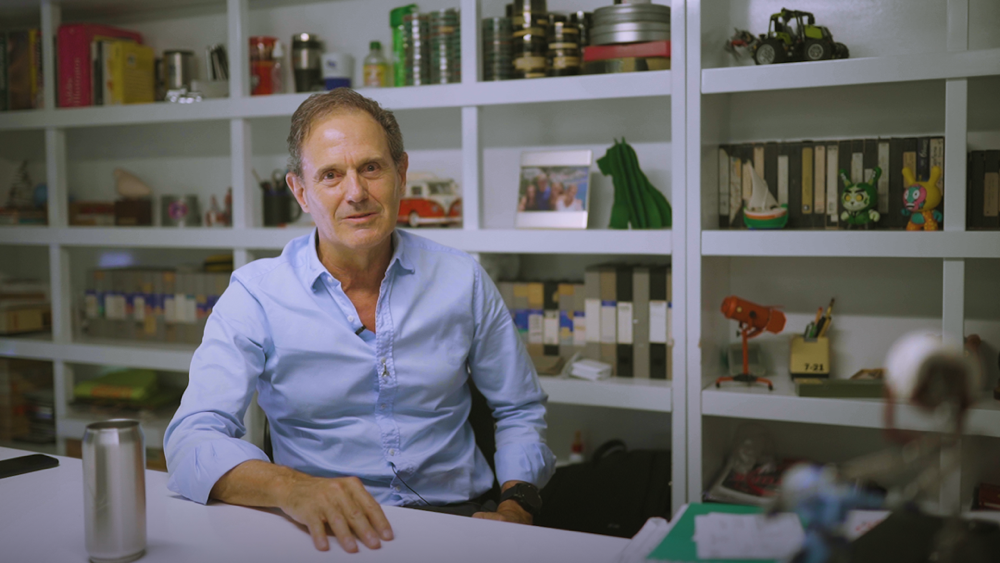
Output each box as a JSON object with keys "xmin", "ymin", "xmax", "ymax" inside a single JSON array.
[
  {"xmin": 472, "ymin": 499, "xmax": 533, "ymax": 525},
  {"xmin": 279, "ymin": 474, "xmax": 394, "ymax": 553},
  {"xmin": 210, "ymin": 461, "xmax": 393, "ymax": 554}
]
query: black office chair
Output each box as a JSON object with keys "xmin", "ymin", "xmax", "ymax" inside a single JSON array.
[{"xmin": 262, "ymin": 380, "xmax": 500, "ymax": 501}]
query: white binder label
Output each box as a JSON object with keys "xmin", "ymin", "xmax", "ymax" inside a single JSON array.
[
  {"xmin": 543, "ymin": 312, "xmax": 559, "ymax": 345},
  {"xmin": 528, "ymin": 311, "xmax": 543, "ymax": 344},
  {"xmin": 573, "ymin": 312, "xmax": 586, "ymax": 346},
  {"xmin": 134, "ymin": 296, "xmax": 145, "ymax": 321},
  {"xmin": 600, "ymin": 301, "xmax": 617, "ymax": 344}
]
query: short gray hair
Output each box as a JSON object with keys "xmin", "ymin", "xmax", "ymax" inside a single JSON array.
[{"xmin": 287, "ymin": 89, "xmax": 405, "ymax": 178}]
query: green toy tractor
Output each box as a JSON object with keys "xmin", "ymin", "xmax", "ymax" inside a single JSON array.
[{"xmin": 728, "ymin": 8, "xmax": 849, "ymax": 66}]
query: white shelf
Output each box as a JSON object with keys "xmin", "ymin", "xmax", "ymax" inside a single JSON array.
[
  {"xmin": 701, "ymin": 231, "xmax": 1000, "ymax": 258},
  {"xmin": 0, "ymin": 226, "xmax": 673, "ymax": 255},
  {"xmin": 540, "ymin": 376, "xmax": 672, "ymax": 413},
  {"xmin": 701, "ymin": 377, "xmax": 1000, "ymax": 439},
  {"xmin": 702, "ymin": 48, "xmax": 1000, "ymax": 94},
  {"xmin": 0, "ymin": 72, "xmax": 671, "ymax": 131},
  {"xmin": 0, "ymin": 336, "xmax": 195, "ymax": 371},
  {"xmin": 59, "ymin": 405, "xmax": 172, "ymax": 448}
]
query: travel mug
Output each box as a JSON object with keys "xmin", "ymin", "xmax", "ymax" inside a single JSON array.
[{"xmin": 83, "ymin": 419, "xmax": 146, "ymax": 563}]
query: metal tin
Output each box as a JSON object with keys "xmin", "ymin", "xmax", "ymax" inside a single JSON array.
[
  {"xmin": 163, "ymin": 50, "xmax": 195, "ymax": 90},
  {"xmin": 83, "ymin": 419, "xmax": 146, "ymax": 563},
  {"xmin": 591, "ymin": 22, "xmax": 670, "ymax": 46},
  {"xmin": 292, "ymin": 33, "xmax": 323, "ymax": 92},
  {"xmin": 160, "ymin": 195, "xmax": 201, "ymax": 227}
]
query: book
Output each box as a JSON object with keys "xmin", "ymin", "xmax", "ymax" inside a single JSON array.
[
  {"xmin": 917, "ymin": 137, "xmax": 930, "ymax": 181},
  {"xmin": 740, "ymin": 144, "xmax": 754, "ymax": 227},
  {"xmin": 599, "ymin": 266, "xmax": 618, "ymax": 373},
  {"xmin": 57, "ymin": 23, "xmax": 143, "ymax": 107},
  {"xmin": 837, "ymin": 139, "xmax": 852, "ymax": 229},
  {"xmin": 106, "ymin": 41, "xmax": 154, "ymax": 105},
  {"xmin": 573, "ymin": 283, "xmax": 586, "ymax": 355},
  {"xmin": 764, "ymin": 142, "xmax": 780, "ymax": 211},
  {"xmin": 777, "ymin": 144, "xmax": 789, "ymax": 215},
  {"xmin": 786, "ymin": 142, "xmax": 802, "ymax": 229},
  {"xmin": 718, "ymin": 146, "xmax": 730, "ymax": 229},
  {"xmin": 649, "ymin": 266, "xmax": 669, "ymax": 380},
  {"xmin": 930, "ymin": 137, "xmax": 945, "ymax": 222},
  {"xmin": 542, "ymin": 281, "xmax": 560, "ymax": 356},
  {"xmin": 583, "ymin": 268, "xmax": 601, "ymax": 360},
  {"xmin": 985, "ymin": 150, "xmax": 1000, "ymax": 230},
  {"xmin": 877, "ymin": 139, "xmax": 891, "ymax": 219},
  {"xmin": 527, "ymin": 282, "xmax": 544, "ymax": 357},
  {"xmin": 6, "ymin": 30, "xmax": 34, "ymax": 110},
  {"xmin": 813, "ymin": 143, "xmax": 826, "ymax": 225},
  {"xmin": 513, "ymin": 282, "xmax": 529, "ymax": 344},
  {"xmin": 729, "ymin": 146, "xmax": 743, "ymax": 228},
  {"xmin": 557, "ymin": 283, "xmax": 575, "ymax": 358},
  {"xmin": 825, "ymin": 143, "xmax": 839, "ymax": 229},
  {"xmin": 632, "ymin": 266, "xmax": 651, "ymax": 380},
  {"xmin": 801, "ymin": 141, "xmax": 814, "ymax": 228},
  {"xmin": 615, "ymin": 265, "xmax": 634, "ymax": 378},
  {"xmin": 888, "ymin": 138, "xmax": 905, "ymax": 229},
  {"xmin": 0, "ymin": 34, "xmax": 7, "ymax": 111}
]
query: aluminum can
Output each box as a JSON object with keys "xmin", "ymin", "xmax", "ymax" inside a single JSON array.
[
  {"xmin": 163, "ymin": 50, "xmax": 195, "ymax": 90},
  {"xmin": 83, "ymin": 419, "xmax": 146, "ymax": 563}
]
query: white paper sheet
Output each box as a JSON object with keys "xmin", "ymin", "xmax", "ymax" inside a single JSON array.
[{"xmin": 694, "ymin": 512, "xmax": 804, "ymax": 561}]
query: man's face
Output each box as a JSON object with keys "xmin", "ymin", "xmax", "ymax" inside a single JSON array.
[{"xmin": 288, "ymin": 110, "xmax": 407, "ymax": 254}]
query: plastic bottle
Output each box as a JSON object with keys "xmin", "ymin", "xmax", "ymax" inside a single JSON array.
[
  {"xmin": 271, "ymin": 40, "xmax": 285, "ymax": 94},
  {"xmin": 363, "ymin": 41, "xmax": 390, "ymax": 87},
  {"xmin": 568, "ymin": 430, "xmax": 585, "ymax": 464}
]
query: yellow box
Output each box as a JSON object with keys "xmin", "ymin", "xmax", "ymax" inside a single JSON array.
[{"xmin": 789, "ymin": 336, "xmax": 831, "ymax": 378}]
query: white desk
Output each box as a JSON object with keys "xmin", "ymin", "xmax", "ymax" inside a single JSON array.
[{"xmin": 0, "ymin": 447, "xmax": 629, "ymax": 563}]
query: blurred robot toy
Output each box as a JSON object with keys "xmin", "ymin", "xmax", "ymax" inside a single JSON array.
[
  {"xmin": 901, "ymin": 166, "xmax": 943, "ymax": 231},
  {"xmin": 838, "ymin": 167, "xmax": 881, "ymax": 229}
]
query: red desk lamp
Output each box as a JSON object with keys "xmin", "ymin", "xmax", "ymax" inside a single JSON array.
[{"xmin": 715, "ymin": 296, "xmax": 786, "ymax": 391}]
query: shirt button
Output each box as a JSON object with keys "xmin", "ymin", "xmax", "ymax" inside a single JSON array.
[
  {"xmin": 388, "ymin": 449, "xmax": 396, "ymax": 456},
  {"xmin": 380, "ymin": 403, "xmax": 386, "ymax": 410},
  {"xmin": 348, "ymin": 316, "xmax": 355, "ymax": 322},
  {"xmin": 394, "ymin": 486, "xmax": 400, "ymax": 492}
]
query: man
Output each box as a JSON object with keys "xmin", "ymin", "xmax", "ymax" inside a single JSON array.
[{"xmin": 164, "ymin": 89, "xmax": 556, "ymax": 554}]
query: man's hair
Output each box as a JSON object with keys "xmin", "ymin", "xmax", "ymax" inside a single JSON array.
[{"xmin": 287, "ymin": 88, "xmax": 405, "ymax": 178}]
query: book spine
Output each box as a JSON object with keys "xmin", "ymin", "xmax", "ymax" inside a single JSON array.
[
  {"xmin": 57, "ymin": 24, "xmax": 143, "ymax": 108},
  {"xmin": 764, "ymin": 141, "xmax": 780, "ymax": 208},
  {"xmin": 838, "ymin": 139, "xmax": 852, "ymax": 228},
  {"xmin": 877, "ymin": 139, "xmax": 891, "ymax": 219},
  {"xmin": 801, "ymin": 141, "xmax": 814, "ymax": 228},
  {"xmin": 649, "ymin": 266, "xmax": 668, "ymax": 380},
  {"xmin": 0, "ymin": 33, "xmax": 6, "ymax": 111},
  {"xmin": 888, "ymin": 138, "xmax": 904, "ymax": 229},
  {"xmin": 777, "ymin": 144, "xmax": 790, "ymax": 213},
  {"xmin": 825, "ymin": 143, "xmax": 839, "ymax": 229},
  {"xmin": 527, "ymin": 282, "xmax": 544, "ymax": 357},
  {"xmin": 557, "ymin": 283, "xmax": 575, "ymax": 358},
  {"xmin": 917, "ymin": 137, "xmax": 930, "ymax": 181},
  {"xmin": 542, "ymin": 281, "xmax": 560, "ymax": 357},
  {"xmin": 632, "ymin": 267, "xmax": 650, "ymax": 380},
  {"xmin": 787, "ymin": 142, "xmax": 802, "ymax": 229},
  {"xmin": 718, "ymin": 146, "xmax": 730, "ymax": 229},
  {"xmin": 583, "ymin": 268, "xmax": 601, "ymax": 360},
  {"xmin": 740, "ymin": 144, "xmax": 753, "ymax": 228},
  {"xmin": 573, "ymin": 283, "xmax": 586, "ymax": 355},
  {"xmin": 615, "ymin": 266, "xmax": 634, "ymax": 378},
  {"xmin": 814, "ymin": 143, "xmax": 826, "ymax": 223},
  {"xmin": 599, "ymin": 267, "xmax": 617, "ymax": 373},
  {"xmin": 513, "ymin": 282, "xmax": 529, "ymax": 345},
  {"xmin": 729, "ymin": 148, "xmax": 742, "ymax": 228},
  {"xmin": 930, "ymin": 136, "xmax": 945, "ymax": 222},
  {"xmin": 29, "ymin": 29, "xmax": 42, "ymax": 109},
  {"xmin": 985, "ymin": 150, "xmax": 1000, "ymax": 230}
]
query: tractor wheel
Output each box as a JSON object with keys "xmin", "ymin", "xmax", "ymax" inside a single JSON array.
[
  {"xmin": 754, "ymin": 39, "xmax": 785, "ymax": 65},
  {"xmin": 804, "ymin": 39, "xmax": 830, "ymax": 61},
  {"xmin": 834, "ymin": 42, "xmax": 850, "ymax": 59},
  {"xmin": 408, "ymin": 211, "xmax": 420, "ymax": 228}
]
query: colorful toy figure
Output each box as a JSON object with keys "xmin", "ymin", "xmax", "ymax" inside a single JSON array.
[
  {"xmin": 901, "ymin": 166, "xmax": 943, "ymax": 231},
  {"xmin": 838, "ymin": 167, "xmax": 881, "ymax": 229}
]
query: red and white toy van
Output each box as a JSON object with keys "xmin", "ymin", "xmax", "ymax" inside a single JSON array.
[{"xmin": 397, "ymin": 173, "xmax": 462, "ymax": 228}]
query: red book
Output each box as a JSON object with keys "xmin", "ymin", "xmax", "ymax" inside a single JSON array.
[
  {"xmin": 57, "ymin": 23, "xmax": 143, "ymax": 108},
  {"xmin": 583, "ymin": 40, "xmax": 670, "ymax": 63}
]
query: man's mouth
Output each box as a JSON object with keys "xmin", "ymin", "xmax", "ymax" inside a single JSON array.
[{"xmin": 346, "ymin": 212, "xmax": 377, "ymax": 220}]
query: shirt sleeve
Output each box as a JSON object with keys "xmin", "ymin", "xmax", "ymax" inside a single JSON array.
[
  {"xmin": 163, "ymin": 276, "xmax": 272, "ymax": 504},
  {"xmin": 467, "ymin": 262, "xmax": 557, "ymax": 489}
]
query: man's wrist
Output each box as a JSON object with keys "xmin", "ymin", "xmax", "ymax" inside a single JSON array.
[{"xmin": 498, "ymin": 499, "xmax": 533, "ymax": 524}]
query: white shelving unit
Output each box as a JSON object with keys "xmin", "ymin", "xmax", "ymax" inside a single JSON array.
[
  {"xmin": 0, "ymin": 0, "xmax": 686, "ymax": 513},
  {"xmin": 687, "ymin": 0, "xmax": 1000, "ymax": 514},
  {"xmin": 5, "ymin": 0, "xmax": 997, "ymax": 517}
]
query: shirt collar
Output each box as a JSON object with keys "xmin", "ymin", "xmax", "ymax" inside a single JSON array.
[{"xmin": 302, "ymin": 228, "xmax": 415, "ymax": 287}]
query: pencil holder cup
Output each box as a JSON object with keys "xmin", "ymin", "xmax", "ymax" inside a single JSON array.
[{"xmin": 790, "ymin": 336, "xmax": 830, "ymax": 379}]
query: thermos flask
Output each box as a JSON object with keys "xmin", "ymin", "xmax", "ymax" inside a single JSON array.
[{"xmin": 83, "ymin": 419, "xmax": 146, "ymax": 563}]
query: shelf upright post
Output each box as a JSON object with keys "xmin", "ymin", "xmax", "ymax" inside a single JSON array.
[
  {"xmin": 684, "ymin": 0, "xmax": 704, "ymax": 505},
  {"xmin": 461, "ymin": 106, "xmax": 481, "ymax": 231},
  {"xmin": 669, "ymin": 0, "xmax": 688, "ymax": 514},
  {"xmin": 230, "ymin": 118, "xmax": 255, "ymax": 230},
  {"xmin": 941, "ymin": 258, "xmax": 965, "ymax": 512},
  {"xmin": 40, "ymin": 0, "xmax": 60, "ymax": 112},
  {"xmin": 460, "ymin": 0, "xmax": 480, "ymax": 85},
  {"xmin": 227, "ymin": 0, "xmax": 251, "ymax": 99}
]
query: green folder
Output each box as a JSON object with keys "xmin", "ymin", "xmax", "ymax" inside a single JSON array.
[{"xmin": 647, "ymin": 503, "xmax": 774, "ymax": 563}]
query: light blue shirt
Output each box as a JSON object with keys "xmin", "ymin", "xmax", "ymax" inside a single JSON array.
[{"xmin": 164, "ymin": 229, "xmax": 556, "ymax": 506}]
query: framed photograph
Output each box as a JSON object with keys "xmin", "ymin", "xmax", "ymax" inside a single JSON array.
[{"xmin": 515, "ymin": 150, "xmax": 593, "ymax": 229}]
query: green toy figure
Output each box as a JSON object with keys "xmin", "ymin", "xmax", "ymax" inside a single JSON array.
[{"xmin": 838, "ymin": 167, "xmax": 881, "ymax": 229}]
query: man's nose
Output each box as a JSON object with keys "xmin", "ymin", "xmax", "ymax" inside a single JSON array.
[{"xmin": 344, "ymin": 171, "xmax": 368, "ymax": 203}]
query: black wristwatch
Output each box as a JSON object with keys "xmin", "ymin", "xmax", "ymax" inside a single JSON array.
[{"xmin": 499, "ymin": 482, "xmax": 542, "ymax": 517}]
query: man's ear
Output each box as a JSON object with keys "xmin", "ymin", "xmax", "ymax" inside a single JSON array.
[
  {"xmin": 396, "ymin": 153, "xmax": 409, "ymax": 194},
  {"xmin": 286, "ymin": 172, "xmax": 310, "ymax": 214}
]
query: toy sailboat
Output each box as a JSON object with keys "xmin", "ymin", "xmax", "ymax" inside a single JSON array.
[{"xmin": 742, "ymin": 161, "xmax": 788, "ymax": 229}]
